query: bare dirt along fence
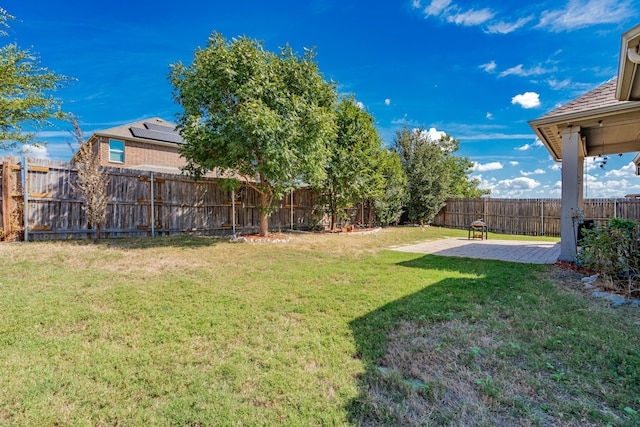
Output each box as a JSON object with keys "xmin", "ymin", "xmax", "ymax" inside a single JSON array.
[
  {"xmin": 432, "ymin": 197, "xmax": 640, "ymax": 237},
  {"xmin": 0, "ymin": 157, "xmax": 339, "ymax": 241}
]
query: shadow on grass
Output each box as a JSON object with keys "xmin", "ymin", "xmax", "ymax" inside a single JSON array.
[{"xmin": 346, "ymin": 253, "xmax": 545, "ymax": 425}]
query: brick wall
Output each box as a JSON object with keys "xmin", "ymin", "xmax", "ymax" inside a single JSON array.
[{"xmin": 98, "ymin": 137, "xmax": 186, "ymax": 169}]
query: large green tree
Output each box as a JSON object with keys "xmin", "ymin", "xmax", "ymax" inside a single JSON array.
[
  {"xmin": 170, "ymin": 32, "xmax": 336, "ymax": 236},
  {"xmin": 394, "ymin": 126, "xmax": 485, "ymax": 224},
  {"xmin": 319, "ymin": 95, "xmax": 386, "ymax": 229},
  {"xmin": 0, "ymin": 9, "xmax": 70, "ymax": 149},
  {"xmin": 374, "ymin": 149, "xmax": 407, "ymax": 225}
]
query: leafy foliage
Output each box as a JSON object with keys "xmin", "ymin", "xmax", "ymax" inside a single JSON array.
[
  {"xmin": 318, "ymin": 95, "xmax": 387, "ymax": 229},
  {"xmin": 394, "ymin": 126, "xmax": 488, "ymax": 224},
  {"xmin": 449, "ymin": 156, "xmax": 490, "ymax": 198},
  {"xmin": 577, "ymin": 218, "xmax": 639, "ymax": 297},
  {"xmin": 374, "ymin": 149, "xmax": 407, "ymax": 225},
  {"xmin": 394, "ymin": 127, "xmax": 451, "ymax": 224},
  {"xmin": 169, "ymin": 32, "xmax": 336, "ymax": 236},
  {"xmin": 0, "ymin": 9, "xmax": 71, "ymax": 149}
]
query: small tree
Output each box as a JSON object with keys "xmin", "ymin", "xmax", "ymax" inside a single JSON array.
[
  {"xmin": 70, "ymin": 115, "xmax": 109, "ymax": 242},
  {"xmin": 0, "ymin": 9, "xmax": 71, "ymax": 149},
  {"xmin": 319, "ymin": 95, "xmax": 385, "ymax": 229},
  {"xmin": 170, "ymin": 32, "xmax": 336, "ymax": 236}
]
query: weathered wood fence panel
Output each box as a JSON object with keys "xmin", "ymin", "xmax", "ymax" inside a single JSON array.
[
  {"xmin": 0, "ymin": 157, "xmax": 327, "ymax": 240},
  {"xmin": 4, "ymin": 157, "xmax": 640, "ymax": 240},
  {"xmin": 432, "ymin": 197, "xmax": 640, "ymax": 236}
]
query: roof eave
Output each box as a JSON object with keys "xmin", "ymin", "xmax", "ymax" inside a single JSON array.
[
  {"xmin": 616, "ymin": 24, "xmax": 640, "ymax": 101},
  {"xmin": 90, "ymin": 132, "xmax": 185, "ymax": 149},
  {"xmin": 529, "ymin": 101, "xmax": 640, "ymax": 128}
]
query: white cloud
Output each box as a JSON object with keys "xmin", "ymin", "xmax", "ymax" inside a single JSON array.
[
  {"xmin": 584, "ymin": 178, "xmax": 640, "ymax": 198},
  {"xmin": 423, "ymin": 0, "xmax": 452, "ymax": 17},
  {"xmin": 520, "ymin": 169, "xmax": 546, "ymax": 176},
  {"xmin": 19, "ymin": 144, "xmax": 49, "ymax": 159},
  {"xmin": 384, "ymin": 98, "xmax": 391, "ymax": 106},
  {"xmin": 486, "ymin": 112, "xmax": 493, "ymax": 119},
  {"xmin": 512, "ymin": 92, "xmax": 540, "ymax": 109},
  {"xmin": 604, "ymin": 162, "xmax": 637, "ymax": 178},
  {"xmin": 416, "ymin": 127, "xmax": 446, "ymax": 141},
  {"xmin": 497, "ymin": 177, "xmax": 540, "ymax": 191},
  {"xmin": 420, "ymin": 1, "xmax": 494, "ymax": 27},
  {"xmin": 356, "ymin": 101, "xmax": 365, "ymax": 110},
  {"xmin": 549, "ymin": 163, "xmax": 561, "ymax": 171},
  {"xmin": 480, "ymin": 60, "xmax": 497, "ymax": 73},
  {"xmin": 547, "ymin": 78, "xmax": 572, "ymax": 90},
  {"xmin": 499, "ymin": 64, "xmax": 554, "ymax": 78},
  {"xmin": 486, "ymin": 16, "xmax": 533, "ymax": 34},
  {"xmin": 516, "ymin": 143, "xmax": 533, "ymax": 151},
  {"xmin": 537, "ymin": 0, "xmax": 632, "ymax": 32},
  {"xmin": 534, "ymin": 139, "xmax": 544, "ymax": 147},
  {"xmin": 510, "ymin": 161, "xmax": 519, "ymax": 166},
  {"xmin": 447, "ymin": 8, "xmax": 494, "ymax": 26},
  {"xmin": 473, "ymin": 161, "xmax": 503, "ymax": 172}
]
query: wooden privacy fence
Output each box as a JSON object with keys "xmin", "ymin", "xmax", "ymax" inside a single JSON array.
[
  {"xmin": 432, "ymin": 197, "xmax": 640, "ymax": 236},
  {"xmin": 0, "ymin": 157, "xmax": 351, "ymax": 241}
]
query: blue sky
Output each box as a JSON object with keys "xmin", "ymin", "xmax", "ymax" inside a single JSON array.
[{"xmin": 3, "ymin": 0, "xmax": 640, "ymax": 198}]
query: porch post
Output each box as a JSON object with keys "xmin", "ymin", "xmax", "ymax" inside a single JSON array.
[{"xmin": 559, "ymin": 126, "xmax": 583, "ymax": 261}]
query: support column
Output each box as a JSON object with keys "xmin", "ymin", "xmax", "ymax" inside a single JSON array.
[{"xmin": 559, "ymin": 126, "xmax": 583, "ymax": 261}]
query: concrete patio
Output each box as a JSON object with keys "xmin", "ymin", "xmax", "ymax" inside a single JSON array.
[{"xmin": 391, "ymin": 238, "xmax": 561, "ymax": 264}]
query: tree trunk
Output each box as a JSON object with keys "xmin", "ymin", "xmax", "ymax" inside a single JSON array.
[{"xmin": 259, "ymin": 192, "xmax": 269, "ymax": 237}]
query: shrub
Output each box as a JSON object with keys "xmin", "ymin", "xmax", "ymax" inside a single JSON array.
[{"xmin": 577, "ymin": 218, "xmax": 640, "ymax": 298}]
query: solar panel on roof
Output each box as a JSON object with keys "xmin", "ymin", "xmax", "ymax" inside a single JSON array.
[
  {"xmin": 130, "ymin": 127, "xmax": 185, "ymax": 144},
  {"xmin": 144, "ymin": 122, "xmax": 178, "ymax": 133}
]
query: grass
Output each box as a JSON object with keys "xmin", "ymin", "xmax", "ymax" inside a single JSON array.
[{"xmin": 0, "ymin": 226, "xmax": 637, "ymax": 426}]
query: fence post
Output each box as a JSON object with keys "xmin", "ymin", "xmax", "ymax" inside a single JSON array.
[
  {"xmin": 21, "ymin": 156, "xmax": 29, "ymax": 242},
  {"xmin": 150, "ymin": 171, "xmax": 155, "ymax": 239},
  {"xmin": 1, "ymin": 161, "xmax": 11, "ymax": 240},
  {"xmin": 541, "ymin": 199, "xmax": 545, "ymax": 236},
  {"xmin": 614, "ymin": 198, "xmax": 617, "ymax": 218},
  {"xmin": 290, "ymin": 189, "xmax": 294, "ymax": 231},
  {"xmin": 231, "ymin": 188, "xmax": 236, "ymax": 238}
]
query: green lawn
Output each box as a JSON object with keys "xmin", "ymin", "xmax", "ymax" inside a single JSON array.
[{"xmin": 0, "ymin": 227, "xmax": 637, "ymax": 426}]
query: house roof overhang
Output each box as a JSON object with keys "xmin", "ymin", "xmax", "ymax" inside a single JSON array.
[
  {"xmin": 529, "ymin": 78, "xmax": 640, "ymax": 161},
  {"xmin": 616, "ymin": 24, "xmax": 640, "ymax": 102}
]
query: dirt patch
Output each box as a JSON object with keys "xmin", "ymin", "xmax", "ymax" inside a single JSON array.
[{"xmin": 232, "ymin": 234, "xmax": 291, "ymax": 243}]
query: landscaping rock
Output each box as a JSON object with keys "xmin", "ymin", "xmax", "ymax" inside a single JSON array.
[{"xmin": 591, "ymin": 291, "xmax": 632, "ymax": 308}]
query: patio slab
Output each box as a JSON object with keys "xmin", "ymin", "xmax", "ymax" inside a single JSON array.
[{"xmin": 391, "ymin": 238, "xmax": 561, "ymax": 264}]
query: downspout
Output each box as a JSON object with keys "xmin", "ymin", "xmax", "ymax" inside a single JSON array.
[{"xmin": 628, "ymin": 47, "xmax": 640, "ymax": 64}]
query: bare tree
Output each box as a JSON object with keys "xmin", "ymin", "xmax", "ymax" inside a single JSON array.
[{"xmin": 69, "ymin": 115, "xmax": 109, "ymax": 242}]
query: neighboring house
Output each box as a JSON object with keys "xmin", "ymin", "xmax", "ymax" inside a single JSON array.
[{"xmin": 77, "ymin": 117, "xmax": 187, "ymax": 174}]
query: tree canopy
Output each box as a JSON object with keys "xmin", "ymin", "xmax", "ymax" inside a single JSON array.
[
  {"xmin": 374, "ymin": 148, "xmax": 407, "ymax": 225},
  {"xmin": 0, "ymin": 9, "xmax": 71, "ymax": 149},
  {"xmin": 394, "ymin": 126, "xmax": 487, "ymax": 224},
  {"xmin": 170, "ymin": 32, "xmax": 336, "ymax": 236},
  {"xmin": 319, "ymin": 95, "xmax": 386, "ymax": 229}
]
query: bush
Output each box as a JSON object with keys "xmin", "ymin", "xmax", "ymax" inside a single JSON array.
[{"xmin": 577, "ymin": 218, "xmax": 640, "ymax": 298}]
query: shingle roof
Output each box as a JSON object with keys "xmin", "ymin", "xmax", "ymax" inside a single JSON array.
[
  {"xmin": 92, "ymin": 117, "xmax": 185, "ymax": 145},
  {"xmin": 539, "ymin": 78, "xmax": 623, "ymax": 120}
]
